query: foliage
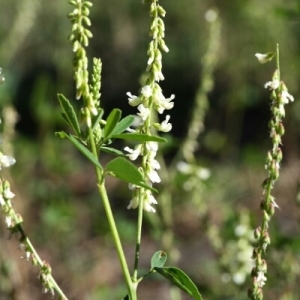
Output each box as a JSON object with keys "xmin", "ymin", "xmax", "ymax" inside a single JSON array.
[{"xmin": 0, "ymin": 1, "xmax": 300, "ymax": 300}]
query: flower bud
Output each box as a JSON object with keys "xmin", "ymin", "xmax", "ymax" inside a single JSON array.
[
  {"xmin": 276, "ymin": 148, "xmax": 282, "ymax": 162},
  {"xmin": 254, "ymin": 227, "xmax": 262, "ymax": 239},
  {"xmin": 251, "ymin": 248, "xmax": 258, "ymax": 259},
  {"xmin": 258, "ymin": 259, "xmax": 267, "ymax": 273},
  {"xmin": 262, "ymin": 231, "xmax": 271, "ymax": 247},
  {"xmin": 277, "ymin": 123, "xmax": 285, "ymax": 136},
  {"xmin": 272, "ymin": 69, "xmax": 279, "ymax": 81},
  {"xmin": 256, "ymin": 288, "xmax": 264, "ymax": 300},
  {"xmin": 260, "ymin": 200, "xmax": 267, "ymax": 211},
  {"xmin": 266, "ymin": 202, "xmax": 275, "ymax": 216}
]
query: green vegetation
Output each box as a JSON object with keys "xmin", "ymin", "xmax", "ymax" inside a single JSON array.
[{"xmin": 0, "ymin": 1, "xmax": 300, "ymax": 300}]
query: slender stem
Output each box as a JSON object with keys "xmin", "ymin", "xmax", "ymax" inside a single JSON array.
[
  {"xmin": 87, "ymin": 126, "xmax": 136, "ymax": 300},
  {"xmin": 97, "ymin": 183, "xmax": 136, "ymax": 300},
  {"xmin": 25, "ymin": 238, "xmax": 68, "ymax": 299},
  {"xmin": 7, "ymin": 215, "xmax": 68, "ymax": 299},
  {"xmin": 276, "ymin": 44, "xmax": 280, "ymax": 80},
  {"xmin": 133, "ymin": 188, "xmax": 144, "ymax": 282}
]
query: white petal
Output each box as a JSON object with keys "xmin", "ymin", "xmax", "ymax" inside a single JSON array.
[
  {"xmin": 0, "ymin": 195, "xmax": 5, "ymax": 206},
  {"xmin": 281, "ymin": 90, "xmax": 294, "ymax": 103},
  {"xmin": 148, "ymin": 169, "xmax": 161, "ymax": 183},
  {"xmin": 127, "ymin": 198, "xmax": 139, "ymax": 209},
  {"xmin": 264, "ymin": 79, "xmax": 280, "ymax": 90},
  {"xmin": 124, "ymin": 145, "xmax": 141, "ymax": 161},
  {"xmin": 3, "ymin": 189, "xmax": 15, "ymax": 199},
  {"xmin": 137, "ymin": 104, "xmax": 150, "ymax": 120},
  {"xmin": 141, "ymin": 85, "xmax": 152, "ymax": 98},
  {"xmin": 255, "ymin": 53, "xmax": 268, "ymax": 64},
  {"xmin": 127, "ymin": 92, "xmax": 141, "ymax": 106},
  {"xmin": 0, "ymin": 155, "xmax": 16, "ymax": 168},
  {"xmin": 143, "ymin": 201, "xmax": 156, "ymax": 213}
]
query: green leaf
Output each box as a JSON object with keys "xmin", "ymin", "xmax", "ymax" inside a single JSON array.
[
  {"xmin": 105, "ymin": 157, "xmax": 156, "ymax": 192},
  {"xmin": 112, "ymin": 133, "xmax": 166, "ymax": 143},
  {"xmin": 155, "ymin": 267, "xmax": 203, "ymax": 300},
  {"xmin": 56, "ymin": 131, "xmax": 102, "ymax": 170},
  {"xmin": 100, "ymin": 146, "xmax": 125, "ymax": 156},
  {"xmin": 151, "ymin": 251, "xmax": 167, "ymax": 269},
  {"xmin": 111, "ymin": 115, "xmax": 135, "ymax": 136},
  {"xmin": 92, "ymin": 108, "xmax": 104, "ymax": 131},
  {"xmin": 57, "ymin": 94, "xmax": 81, "ymax": 136},
  {"xmin": 103, "ymin": 109, "xmax": 122, "ymax": 139}
]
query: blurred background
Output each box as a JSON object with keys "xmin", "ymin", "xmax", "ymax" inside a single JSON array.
[{"xmin": 1, "ymin": 0, "xmax": 300, "ymax": 299}]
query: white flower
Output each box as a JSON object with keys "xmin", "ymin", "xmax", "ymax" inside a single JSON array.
[
  {"xmin": 280, "ymin": 90, "xmax": 294, "ymax": 103},
  {"xmin": 264, "ymin": 79, "xmax": 280, "ymax": 90},
  {"xmin": 177, "ymin": 161, "xmax": 193, "ymax": 174},
  {"xmin": 153, "ymin": 89, "xmax": 175, "ymax": 114},
  {"xmin": 143, "ymin": 191, "xmax": 158, "ymax": 213},
  {"xmin": 128, "ymin": 183, "xmax": 136, "ymax": 190},
  {"xmin": 205, "ymin": 9, "xmax": 218, "ymax": 22},
  {"xmin": 158, "ymin": 115, "xmax": 172, "ymax": 132},
  {"xmin": 5, "ymin": 216, "xmax": 12, "ymax": 228},
  {"xmin": 0, "ymin": 195, "xmax": 5, "ymax": 206},
  {"xmin": 148, "ymin": 169, "xmax": 161, "ymax": 183},
  {"xmin": 0, "ymin": 153, "xmax": 16, "ymax": 169},
  {"xmin": 146, "ymin": 141, "xmax": 158, "ymax": 153},
  {"xmin": 196, "ymin": 167, "xmax": 211, "ymax": 180},
  {"xmin": 255, "ymin": 53, "xmax": 269, "ymax": 64},
  {"xmin": 127, "ymin": 92, "xmax": 141, "ymax": 107},
  {"xmin": 232, "ymin": 272, "xmax": 246, "ymax": 285},
  {"xmin": 256, "ymin": 271, "xmax": 267, "ymax": 288},
  {"xmin": 127, "ymin": 191, "xmax": 158, "ymax": 213},
  {"xmin": 153, "ymin": 68, "xmax": 165, "ymax": 82},
  {"xmin": 25, "ymin": 251, "xmax": 31, "ymax": 261},
  {"xmin": 137, "ymin": 104, "xmax": 150, "ymax": 121},
  {"xmin": 124, "ymin": 144, "xmax": 142, "ymax": 161},
  {"xmin": 127, "ymin": 197, "xmax": 139, "ymax": 210},
  {"xmin": 149, "ymin": 158, "xmax": 160, "ymax": 170},
  {"xmin": 3, "ymin": 187, "xmax": 15, "ymax": 199},
  {"xmin": 141, "ymin": 85, "xmax": 153, "ymax": 98},
  {"xmin": 234, "ymin": 224, "xmax": 247, "ymax": 237},
  {"xmin": 278, "ymin": 104, "xmax": 285, "ymax": 117},
  {"xmin": 255, "ymin": 52, "xmax": 275, "ymax": 64},
  {"xmin": 270, "ymin": 197, "xmax": 280, "ymax": 209}
]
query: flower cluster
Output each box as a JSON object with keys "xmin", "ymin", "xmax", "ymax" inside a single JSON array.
[
  {"xmin": 39, "ymin": 262, "xmax": 55, "ymax": 297},
  {"xmin": 248, "ymin": 56, "xmax": 294, "ymax": 300},
  {"xmin": 0, "ymin": 148, "xmax": 64, "ymax": 298},
  {"xmin": 68, "ymin": 0, "xmax": 100, "ymax": 127},
  {"xmin": 125, "ymin": 1, "xmax": 174, "ymax": 212},
  {"xmin": 0, "ymin": 179, "xmax": 17, "ymax": 232}
]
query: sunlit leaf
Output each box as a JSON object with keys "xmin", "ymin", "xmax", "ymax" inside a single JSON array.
[
  {"xmin": 56, "ymin": 131, "xmax": 102, "ymax": 170},
  {"xmin": 105, "ymin": 157, "xmax": 156, "ymax": 192},
  {"xmin": 110, "ymin": 115, "xmax": 135, "ymax": 136},
  {"xmin": 57, "ymin": 94, "xmax": 81, "ymax": 136},
  {"xmin": 111, "ymin": 133, "xmax": 166, "ymax": 143},
  {"xmin": 151, "ymin": 251, "xmax": 168, "ymax": 268},
  {"xmin": 100, "ymin": 146, "xmax": 125, "ymax": 156},
  {"xmin": 155, "ymin": 267, "xmax": 203, "ymax": 300},
  {"xmin": 92, "ymin": 108, "xmax": 104, "ymax": 131},
  {"xmin": 103, "ymin": 108, "xmax": 122, "ymax": 139}
]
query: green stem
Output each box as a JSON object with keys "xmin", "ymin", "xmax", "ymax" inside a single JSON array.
[
  {"xmin": 9, "ymin": 219, "xmax": 68, "ymax": 299},
  {"xmin": 97, "ymin": 183, "xmax": 136, "ymax": 300},
  {"xmin": 87, "ymin": 126, "xmax": 136, "ymax": 300},
  {"xmin": 25, "ymin": 238, "xmax": 68, "ymax": 299},
  {"xmin": 133, "ymin": 188, "xmax": 144, "ymax": 282},
  {"xmin": 276, "ymin": 44, "xmax": 280, "ymax": 80}
]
